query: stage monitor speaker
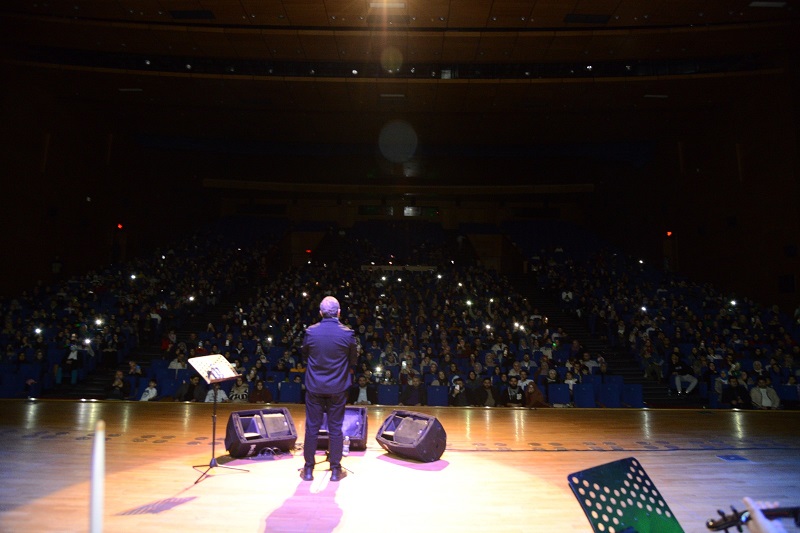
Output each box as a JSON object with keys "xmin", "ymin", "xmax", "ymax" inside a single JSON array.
[
  {"xmin": 317, "ymin": 406, "xmax": 368, "ymax": 451},
  {"xmin": 225, "ymin": 408, "xmax": 297, "ymax": 458},
  {"xmin": 375, "ymin": 410, "xmax": 446, "ymax": 462}
]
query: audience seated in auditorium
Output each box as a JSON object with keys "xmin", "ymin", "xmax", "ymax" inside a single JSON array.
[
  {"xmin": 544, "ymin": 368, "xmax": 561, "ymax": 386},
  {"xmin": 524, "ymin": 382, "xmax": 549, "ymax": 408},
  {"xmin": 127, "ymin": 359, "xmax": 143, "ymax": 382},
  {"xmin": 430, "ymin": 370, "xmax": 448, "ymax": 387},
  {"xmin": 100, "ymin": 333, "xmax": 120, "ymax": 370},
  {"xmin": 449, "ymin": 377, "xmax": 469, "ymax": 406},
  {"xmin": 107, "ymin": 370, "xmax": 130, "ymax": 400},
  {"xmin": 229, "ymin": 376, "xmax": 249, "ymax": 403},
  {"xmin": 399, "ymin": 375, "xmax": 426, "ymax": 406},
  {"xmin": 475, "ymin": 377, "xmax": 500, "ymax": 407},
  {"xmin": 205, "ymin": 382, "xmax": 229, "ymax": 403},
  {"xmin": 750, "ymin": 377, "xmax": 780, "ymax": 410},
  {"xmin": 720, "ymin": 376, "xmax": 750, "ymax": 408},
  {"xmin": 139, "ymin": 379, "xmax": 158, "ymax": 401},
  {"xmin": 349, "ymin": 375, "xmax": 377, "ymax": 405},
  {"xmin": 62, "ymin": 334, "xmax": 85, "ymax": 375},
  {"xmin": 5, "ymin": 217, "xmax": 798, "ymax": 413},
  {"xmin": 713, "ymin": 369, "xmax": 729, "ymax": 399},
  {"xmin": 168, "ymin": 352, "xmax": 187, "ymax": 370},
  {"xmin": 669, "ymin": 352, "xmax": 698, "ymax": 396},
  {"xmin": 503, "ymin": 375, "xmax": 525, "ymax": 407},
  {"xmin": 174, "ymin": 375, "xmax": 207, "ymax": 402},
  {"xmin": 249, "ymin": 380, "xmax": 273, "ymax": 403},
  {"xmin": 563, "ymin": 371, "xmax": 578, "ymax": 395}
]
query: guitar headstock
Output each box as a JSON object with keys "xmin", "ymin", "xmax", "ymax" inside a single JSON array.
[{"xmin": 706, "ymin": 506, "xmax": 750, "ymax": 532}]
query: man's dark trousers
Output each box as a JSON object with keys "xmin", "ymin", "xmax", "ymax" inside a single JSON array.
[{"xmin": 303, "ymin": 390, "xmax": 348, "ymax": 468}]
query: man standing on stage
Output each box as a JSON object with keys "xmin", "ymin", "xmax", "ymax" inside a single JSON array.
[{"xmin": 300, "ymin": 296, "xmax": 358, "ymax": 481}]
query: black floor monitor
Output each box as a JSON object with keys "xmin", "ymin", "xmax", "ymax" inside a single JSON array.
[
  {"xmin": 317, "ymin": 406, "xmax": 368, "ymax": 451},
  {"xmin": 225, "ymin": 408, "xmax": 297, "ymax": 458},
  {"xmin": 375, "ymin": 410, "xmax": 446, "ymax": 462}
]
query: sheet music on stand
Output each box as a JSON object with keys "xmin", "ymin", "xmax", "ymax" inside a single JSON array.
[{"xmin": 189, "ymin": 354, "xmax": 239, "ymax": 384}]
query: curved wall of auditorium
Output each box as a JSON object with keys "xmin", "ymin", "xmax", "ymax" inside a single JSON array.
[
  {"xmin": 1, "ymin": 81, "xmax": 797, "ymax": 310},
  {"xmin": 598, "ymin": 80, "xmax": 799, "ymax": 312}
]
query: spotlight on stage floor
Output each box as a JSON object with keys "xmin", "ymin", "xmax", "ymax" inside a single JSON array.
[
  {"xmin": 225, "ymin": 408, "xmax": 298, "ymax": 458},
  {"xmin": 567, "ymin": 457, "xmax": 683, "ymax": 533},
  {"xmin": 317, "ymin": 406, "xmax": 368, "ymax": 451},
  {"xmin": 375, "ymin": 410, "xmax": 446, "ymax": 462}
]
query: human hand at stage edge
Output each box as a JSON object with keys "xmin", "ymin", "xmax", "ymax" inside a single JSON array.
[{"xmin": 743, "ymin": 497, "xmax": 788, "ymax": 533}]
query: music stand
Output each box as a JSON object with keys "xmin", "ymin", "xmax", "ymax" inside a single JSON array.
[
  {"xmin": 190, "ymin": 354, "xmax": 248, "ymax": 484},
  {"xmin": 567, "ymin": 457, "xmax": 684, "ymax": 533}
]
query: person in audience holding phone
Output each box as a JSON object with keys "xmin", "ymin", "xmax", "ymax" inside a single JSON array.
[{"xmin": 449, "ymin": 377, "xmax": 469, "ymax": 406}]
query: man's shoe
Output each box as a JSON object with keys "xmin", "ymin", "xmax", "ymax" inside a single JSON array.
[
  {"xmin": 300, "ymin": 466, "xmax": 314, "ymax": 481},
  {"xmin": 330, "ymin": 467, "xmax": 347, "ymax": 482}
]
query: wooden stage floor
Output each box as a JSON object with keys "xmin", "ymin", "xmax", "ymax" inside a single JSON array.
[{"xmin": 0, "ymin": 400, "xmax": 798, "ymax": 533}]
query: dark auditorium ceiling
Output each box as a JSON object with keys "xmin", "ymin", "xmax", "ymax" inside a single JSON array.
[{"xmin": 1, "ymin": 0, "xmax": 799, "ymax": 186}]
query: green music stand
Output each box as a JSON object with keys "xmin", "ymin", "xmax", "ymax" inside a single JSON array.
[{"xmin": 568, "ymin": 457, "xmax": 684, "ymax": 533}]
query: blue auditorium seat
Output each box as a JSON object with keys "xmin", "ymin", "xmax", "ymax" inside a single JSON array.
[
  {"xmin": 598, "ymin": 384, "xmax": 622, "ymax": 408},
  {"xmin": 277, "ymin": 381, "xmax": 302, "ymax": 403},
  {"xmin": 621, "ymin": 384, "xmax": 644, "ymax": 408},
  {"xmin": 548, "ymin": 383, "xmax": 571, "ymax": 405},
  {"xmin": 573, "ymin": 383, "xmax": 596, "ymax": 408},
  {"xmin": 426, "ymin": 385, "xmax": 449, "ymax": 406},
  {"xmin": 377, "ymin": 384, "xmax": 399, "ymax": 405}
]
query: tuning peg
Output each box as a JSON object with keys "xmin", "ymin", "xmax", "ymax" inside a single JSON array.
[
  {"xmin": 729, "ymin": 506, "xmax": 744, "ymax": 532},
  {"xmin": 713, "ymin": 509, "xmax": 732, "ymax": 533}
]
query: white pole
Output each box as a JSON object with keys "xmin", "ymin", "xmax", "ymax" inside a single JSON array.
[{"xmin": 90, "ymin": 419, "xmax": 105, "ymax": 533}]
